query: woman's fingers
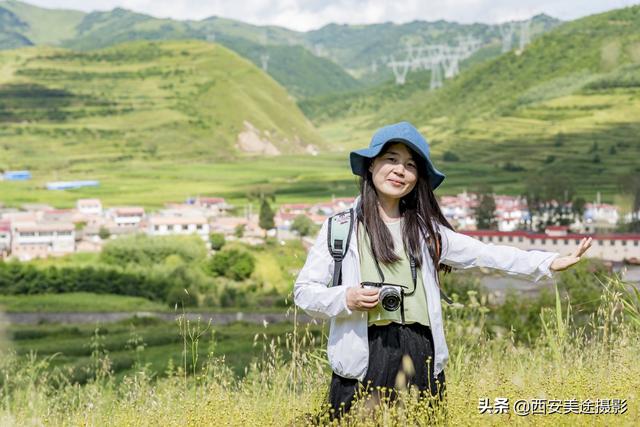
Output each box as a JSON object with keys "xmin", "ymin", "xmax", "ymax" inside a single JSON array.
[
  {"xmin": 573, "ymin": 237, "xmax": 593, "ymax": 258},
  {"xmin": 359, "ymin": 300, "xmax": 379, "ymax": 309},
  {"xmin": 359, "ymin": 295, "xmax": 378, "ymax": 304}
]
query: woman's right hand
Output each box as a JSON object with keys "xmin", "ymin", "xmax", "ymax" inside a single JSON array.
[{"xmin": 346, "ymin": 287, "xmax": 380, "ymax": 311}]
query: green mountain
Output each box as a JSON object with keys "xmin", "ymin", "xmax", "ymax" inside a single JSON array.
[
  {"xmin": 0, "ymin": 40, "xmax": 325, "ymax": 174},
  {"xmin": 0, "ymin": 0, "xmax": 83, "ymax": 45},
  {"xmin": 304, "ymin": 14, "xmax": 560, "ymax": 83},
  {"xmin": 0, "ymin": 1, "xmax": 361, "ymax": 99},
  {"xmin": 0, "ymin": 1, "xmax": 563, "ymax": 97},
  {"xmin": 0, "ymin": 3, "xmax": 31, "ymax": 49},
  {"xmin": 314, "ymin": 6, "xmax": 640, "ymax": 203},
  {"xmin": 378, "ymin": 6, "xmax": 640, "ymax": 124}
]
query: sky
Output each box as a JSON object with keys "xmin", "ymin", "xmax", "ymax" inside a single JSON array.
[{"xmin": 21, "ymin": 0, "xmax": 639, "ymax": 32}]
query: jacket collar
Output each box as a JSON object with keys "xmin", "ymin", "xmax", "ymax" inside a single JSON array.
[{"xmin": 348, "ymin": 196, "xmax": 361, "ymax": 254}]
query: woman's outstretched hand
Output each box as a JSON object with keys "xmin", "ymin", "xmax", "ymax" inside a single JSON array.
[
  {"xmin": 346, "ymin": 287, "xmax": 380, "ymax": 311},
  {"xmin": 550, "ymin": 237, "xmax": 593, "ymax": 272}
]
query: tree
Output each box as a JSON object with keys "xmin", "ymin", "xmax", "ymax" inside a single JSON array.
[
  {"xmin": 259, "ymin": 199, "xmax": 275, "ymax": 238},
  {"xmin": 572, "ymin": 197, "xmax": 587, "ymax": 222},
  {"xmin": 524, "ymin": 173, "xmax": 575, "ymax": 232},
  {"xmin": 291, "ymin": 215, "xmax": 316, "ymax": 239},
  {"xmin": 234, "ymin": 223, "xmax": 246, "ymax": 238},
  {"xmin": 209, "ymin": 249, "xmax": 256, "ymax": 281},
  {"xmin": 208, "ymin": 233, "xmax": 226, "ymax": 251},
  {"xmin": 617, "ymin": 172, "xmax": 640, "ymax": 232},
  {"xmin": 98, "ymin": 226, "xmax": 110, "ymax": 240},
  {"xmin": 473, "ymin": 184, "xmax": 497, "ymax": 230}
]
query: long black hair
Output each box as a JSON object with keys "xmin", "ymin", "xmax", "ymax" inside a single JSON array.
[{"xmin": 357, "ymin": 141, "xmax": 454, "ymax": 284}]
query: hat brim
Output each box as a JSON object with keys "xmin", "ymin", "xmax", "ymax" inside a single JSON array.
[{"xmin": 349, "ymin": 138, "xmax": 445, "ymax": 190}]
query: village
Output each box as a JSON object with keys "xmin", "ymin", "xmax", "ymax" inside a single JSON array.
[{"xmin": 1, "ymin": 189, "xmax": 638, "ymax": 263}]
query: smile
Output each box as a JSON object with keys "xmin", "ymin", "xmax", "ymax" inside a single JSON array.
[{"xmin": 387, "ymin": 179, "xmax": 404, "ymax": 186}]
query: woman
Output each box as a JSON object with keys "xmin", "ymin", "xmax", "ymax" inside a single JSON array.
[{"xmin": 293, "ymin": 121, "xmax": 592, "ymax": 419}]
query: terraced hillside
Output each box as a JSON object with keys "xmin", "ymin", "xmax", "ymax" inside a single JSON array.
[{"xmin": 0, "ymin": 40, "xmax": 327, "ymax": 184}]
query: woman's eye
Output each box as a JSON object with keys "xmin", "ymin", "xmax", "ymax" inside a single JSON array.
[{"xmin": 408, "ymin": 163, "xmax": 416, "ymax": 169}]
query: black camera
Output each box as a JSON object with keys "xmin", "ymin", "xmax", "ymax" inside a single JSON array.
[{"xmin": 361, "ymin": 282, "xmax": 407, "ymax": 311}]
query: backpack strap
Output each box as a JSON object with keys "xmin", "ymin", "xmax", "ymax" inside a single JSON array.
[
  {"xmin": 434, "ymin": 231, "xmax": 453, "ymax": 305},
  {"xmin": 327, "ymin": 208, "xmax": 354, "ymax": 287}
]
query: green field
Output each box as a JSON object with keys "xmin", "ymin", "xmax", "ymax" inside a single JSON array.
[
  {"xmin": 0, "ymin": 152, "xmax": 360, "ymax": 209},
  {"xmin": 0, "ymin": 292, "xmax": 167, "ymax": 312}
]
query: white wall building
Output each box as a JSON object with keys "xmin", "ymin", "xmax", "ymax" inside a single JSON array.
[
  {"xmin": 0, "ymin": 221, "xmax": 11, "ymax": 257},
  {"xmin": 464, "ymin": 225, "xmax": 640, "ymax": 263},
  {"xmin": 10, "ymin": 222, "xmax": 75, "ymax": 261},
  {"xmin": 77, "ymin": 198, "xmax": 103, "ymax": 216},
  {"xmin": 583, "ymin": 202, "xmax": 620, "ymax": 232},
  {"xmin": 147, "ymin": 215, "xmax": 209, "ymax": 240},
  {"xmin": 439, "ymin": 192, "xmax": 478, "ymax": 230},
  {"xmin": 494, "ymin": 195, "xmax": 529, "ymax": 232},
  {"xmin": 108, "ymin": 207, "xmax": 145, "ymax": 228}
]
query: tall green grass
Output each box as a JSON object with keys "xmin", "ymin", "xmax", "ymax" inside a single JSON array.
[{"xmin": 1, "ymin": 274, "xmax": 639, "ymax": 425}]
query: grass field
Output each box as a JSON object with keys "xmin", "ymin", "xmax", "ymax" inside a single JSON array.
[
  {"xmin": 0, "ymin": 274, "xmax": 638, "ymax": 425},
  {"xmin": 0, "ymin": 151, "xmax": 359, "ymax": 209},
  {"xmin": 0, "ymin": 292, "xmax": 167, "ymax": 312},
  {"xmin": 1, "ymin": 315, "xmax": 322, "ymax": 380}
]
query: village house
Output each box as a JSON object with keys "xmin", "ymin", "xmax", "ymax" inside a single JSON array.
[
  {"xmin": 107, "ymin": 207, "xmax": 145, "ymax": 228},
  {"xmin": 311, "ymin": 202, "xmax": 335, "ymax": 216},
  {"xmin": 185, "ymin": 196, "xmax": 233, "ymax": 216},
  {"xmin": 42, "ymin": 208, "xmax": 75, "ymax": 223},
  {"xmin": 439, "ymin": 191, "xmax": 478, "ymax": 229},
  {"xmin": 331, "ymin": 197, "xmax": 356, "ymax": 213},
  {"xmin": 276, "ymin": 203, "xmax": 328, "ymax": 229},
  {"xmin": 0, "ymin": 221, "xmax": 10, "ymax": 258},
  {"xmin": 494, "ymin": 195, "xmax": 530, "ymax": 231},
  {"xmin": 279, "ymin": 203, "xmax": 313, "ymax": 216},
  {"xmin": 1, "ymin": 211, "xmax": 39, "ymax": 224},
  {"xmin": 10, "ymin": 221, "xmax": 75, "ymax": 261},
  {"xmin": 464, "ymin": 225, "xmax": 640, "ymax": 263},
  {"xmin": 147, "ymin": 215, "xmax": 210, "ymax": 240},
  {"xmin": 210, "ymin": 215, "xmax": 263, "ymax": 238},
  {"xmin": 76, "ymin": 198, "xmax": 103, "ymax": 216},
  {"xmin": 583, "ymin": 202, "xmax": 619, "ymax": 232}
]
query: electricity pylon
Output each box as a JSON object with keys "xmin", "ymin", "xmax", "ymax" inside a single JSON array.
[{"xmin": 260, "ymin": 54, "xmax": 269, "ymax": 71}]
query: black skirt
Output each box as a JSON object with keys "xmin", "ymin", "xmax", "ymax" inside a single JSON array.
[{"xmin": 328, "ymin": 322, "xmax": 446, "ymax": 420}]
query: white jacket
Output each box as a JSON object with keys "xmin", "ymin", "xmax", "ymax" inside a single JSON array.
[{"xmin": 293, "ymin": 198, "xmax": 560, "ymax": 381}]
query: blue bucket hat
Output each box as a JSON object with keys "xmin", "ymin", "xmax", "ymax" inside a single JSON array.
[{"xmin": 349, "ymin": 121, "xmax": 446, "ymax": 190}]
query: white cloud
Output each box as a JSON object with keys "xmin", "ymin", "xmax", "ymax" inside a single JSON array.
[{"xmin": 22, "ymin": 0, "xmax": 638, "ymax": 31}]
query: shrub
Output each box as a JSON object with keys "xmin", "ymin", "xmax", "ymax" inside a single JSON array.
[
  {"xmin": 165, "ymin": 285, "xmax": 198, "ymax": 308},
  {"xmin": 234, "ymin": 224, "xmax": 246, "ymax": 238},
  {"xmin": 101, "ymin": 234, "xmax": 206, "ymax": 266},
  {"xmin": 290, "ymin": 215, "xmax": 316, "ymax": 239},
  {"xmin": 209, "ymin": 249, "xmax": 256, "ymax": 281},
  {"xmin": 209, "ymin": 233, "xmax": 226, "ymax": 251}
]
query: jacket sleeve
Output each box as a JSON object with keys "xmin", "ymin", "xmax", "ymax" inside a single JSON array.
[
  {"xmin": 293, "ymin": 218, "xmax": 354, "ymax": 319},
  {"xmin": 437, "ymin": 224, "xmax": 560, "ymax": 282}
]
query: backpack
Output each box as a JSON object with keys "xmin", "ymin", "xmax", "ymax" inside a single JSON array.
[{"xmin": 327, "ymin": 208, "xmax": 453, "ymax": 304}]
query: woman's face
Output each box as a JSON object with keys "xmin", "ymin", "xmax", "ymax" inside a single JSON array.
[{"xmin": 368, "ymin": 142, "xmax": 419, "ymax": 201}]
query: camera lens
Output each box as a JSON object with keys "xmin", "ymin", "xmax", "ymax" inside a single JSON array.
[{"xmin": 380, "ymin": 287, "xmax": 401, "ymax": 311}]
